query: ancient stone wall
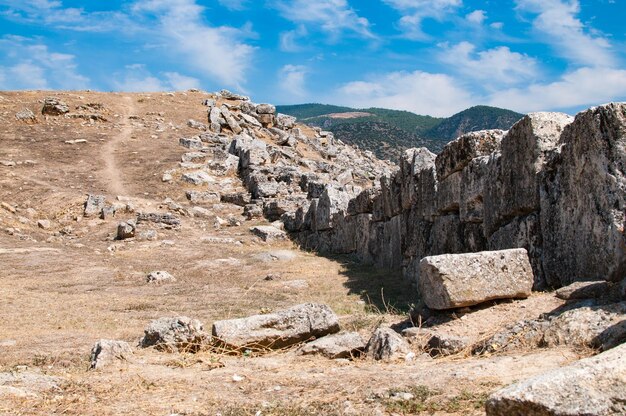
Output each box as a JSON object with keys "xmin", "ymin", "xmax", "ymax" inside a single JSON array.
[{"xmin": 286, "ymin": 104, "xmax": 626, "ymax": 290}]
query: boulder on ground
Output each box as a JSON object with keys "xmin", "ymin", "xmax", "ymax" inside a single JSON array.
[
  {"xmin": 141, "ymin": 316, "xmax": 210, "ymax": 353},
  {"xmin": 42, "ymin": 97, "xmax": 69, "ymax": 115},
  {"xmin": 418, "ymin": 248, "xmax": 533, "ymax": 310},
  {"xmin": 212, "ymin": 303, "xmax": 340, "ymax": 350},
  {"xmin": 366, "ymin": 327, "xmax": 411, "ymax": 361},
  {"xmin": 298, "ymin": 332, "xmax": 366, "ymax": 359},
  {"xmin": 485, "ymin": 342, "xmax": 626, "ymax": 416},
  {"xmin": 89, "ymin": 340, "xmax": 133, "ymax": 369},
  {"xmin": 250, "ymin": 225, "xmax": 287, "ymax": 241},
  {"xmin": 146, "ymin": 271, "xmax": 176, "ymax": 284},
  {"xmin": 555, "ymin": 280, "xmax": 612, "ymax": 301},
  {"xmin": 116, "ymin": 220, "xmax": 136, "ymax": 240},
  {"xmin": 181, "ymin": 170, "xmax": 214, "ymax": 185},
  {"xmin": 84, "ymin": 194, "xmax": 106, "ymax": 217},
  {"xmin": 15, "ymin": 109, "xmax": 36, "ymax": 122}
]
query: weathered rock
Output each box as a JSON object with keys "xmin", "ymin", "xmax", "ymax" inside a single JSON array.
[
  {"xmin": 243, "ymin": 203, "xmax": 263, "ymax": 219},
  {"xmin": 473, "ymin": 301, "xmax": 626, "ymax": 354},
  {"xmin": 556, "ymin": 280, "xmax": 612, "ymax": 301},
  {"xmin": 484, "ymin": 113, "xmax": 572, "ymax": 235},
  {"xmin": 435, "ymin": 130, "xmax": 504, "ymax": 181},
  {"xmin": 460, "ymin": 155, "xmax": 489, "ymax": 223},
  {"xmin": 419, "ymin": 248, "xmax": 533, "ymax": 310},
  {"xmin": 315, "ymin": 186, "xmax": 350, "ymax": 231},
  {"xmin": 89, "ymin": 340, "xmax": 133, "ymax": 370},
  {"xmin": 298, "ymin": 332, "xmax": 366, "ymax": 359},
  {"xmin": 186, "ymin": 190, "xmax": 220, "ymax": 204},
  {"xmin": 84, "ymin": 194, "xmax": 106, "ymax": 217},
  {"xmin": 485, "ymin": 342, "xmax": 626, "ymax": 416},
  {"xmin": 402, "ymin": 327, "xmax": 469, "ymax": 356},
  {"xmin": 37, "ymin": 219, "xmax": 51, "ymax": 229},
  {"xmin": 221, "ymin": 192, "xmax": 251, "ymax": 207},
  {"xmin": 41, "ymin": 97, "xmax": 69, "ymax": 115},
  {"xmin": 136, "ymin": 212, "xmax": 180, "ymax": 226},
  {"xmin": 187, "ymin": 119, "xmax": 206, "ymax": 130},
  {"xmin": 220, "ymin": 106, "xmax": 242, "ymax": 134},
  {"xmin": 541, "ymin": 103, "xmax": 626, "ymax": 286},
  {"xmin": 219, "ymin": 89, "xmax": 249, "ymax": 101},
  {"xmin": 276, "ymin": 113, "xmax": 296, "ymax": 129},
  {"xmin": 146, "ymin": 271, "xmax": 176, "ymax": 284},
  {"xmin": 250, "ymin": 225, "xmax": 287, "ymax": 241},
  {"xmin": 366, "ymin": 327, "xmax": 411, "ymax": 361},
  {"xmin": 15, "ymin": 109, "xmax": 36, "ymax": 122},
  {"xmin": 116, "ymin": 220, "xmax": 136, "ymax": 240},
  {"xmin": 141, "ymin": 317, "xmax": 209, "ymax": 353},
  {"xmin": 212, "ymin": 303, "xmax": 340, "ymax": 350},
  {"xmin": 179, "ymin": 137, "xmax": 204, "ymax": 149},
  {"xmin": 181, "ymin": 170, "xmax": 214, "ymax": 185},
  {"xmin": 256, "ymin": 103, "xmax": 276, "ymax": 114}
]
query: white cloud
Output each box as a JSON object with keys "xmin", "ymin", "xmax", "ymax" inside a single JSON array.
[
  {"xmin": 488, "ymin": 66, "xmax": 626, "ymax": 112},
  {"xmin": 466, "ymin": 10, "xmax": 486, "ymax": 25},
  {"xmin": 270, "ymin": 0, "xmax": 375, "ymax": 39},
  {"xmin": 515, "ymin": 0, "xmax": 615, "ymax": 67},
  {"xmin": 337, "ymin": 70, "xmax": 473, "ymax": 116},
  {"xmin": 217, "ymin": 0, "xmax": 249, "ymax": 11},
  {"xmin": 278, "ymin": 64, "xmax": 308, "ymax": 100},
  {"xmin": 490, "ymin": 21, "xmax": 504, "ymax": 30},
  {"xmin": 132, "ymin": 0, "xmax": 255, "ymax": 89},
  {"xmin": 0, "ymin": 36, "xmax": 89, "ymax": 90},
  {"xmin": 383, "ymin": 0, "xmax": 461, "ymax": 40},
  {"xmin": 439, "ymin": 42, "xmax": 539, "ymax": 87}
]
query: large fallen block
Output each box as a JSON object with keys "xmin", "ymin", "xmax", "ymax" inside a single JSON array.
[
  {"xmin": 419, "ymin": 248, "xmax": 533, "ymax": 310},
  {"xmin": 485, "ymin": 342, "xmax": 626, "ymax": 416},
  {"xmin": 212, "ymin": 303, "xmax": 340, "ymax": 350}
]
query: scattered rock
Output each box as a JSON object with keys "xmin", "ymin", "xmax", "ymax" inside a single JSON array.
[
  {"xmin": 419, "ymin": 249, "xmax": 534, "ymax": 310},
  {"xmin": 15, "ymin": 109, "xmax": 36, "ymax": 122},
  {"xmin": 212, "ymin": 303, "xmax": 340, "ymax": 350},
  {"xmin": 366, "ymin": 327, "xmax": 411, "ymax": 361},
  {"xmin": 1, "ymin": 202, "xmax": 16, "ymax": 213},
  {"xmin": 89, "ymin": 340, "xmax": 133, "ymax": 370},
  {"xmin": 485, "ymin": 342, "xmax": 626, "ymax": 416},
  {"xmin": 84, "ymin": 194, "xmax": 106, "ymax": 217},
  {"xmin": 136, "ymin": 212, "xmax": 181, "ymax": 226},
  {"xmin": 138, "ymin": 230, "xmax": 158, "ymax": 241},
  {"xmin": 556, "ymin": 280, "xmax": 612, "ymax": 301},
  {"xmin": 186, "ymin": 190, "xmax": 220, "ymax": 204},
  {"xmin": 219, "ymin": 89, "xmax": 249, "ymax": 101},
  {"xmin": 36, "ymin": 220, "xmax": 51, "ymax": 230},
  {"xmin": 117, "ymin": 220, "xmax": 136, "ymax": 240},
  {"xmin": 182, "ymin": 170, "xmax": 215, "ymax": 185},
  {"xmin": 146, "ymin": 271, "xmax": 176, "ymax": 284},
  {"xmin": 250, "ymin": 225, "xmax": 287, "ymax": 241},
  {"xmin": 141, "ymin": 317, "xmax": 210, "ymax": 353},
  {"xmin": 256, "ymin": 103, "xmax": 276, "ymax": 114},
  {"xmin": 41, "ymin": 97, "xmax": 69, "ymax": 115},
  {"xmin": 298, "ymin": 332, "xmax": 366, "ymax": 359}
]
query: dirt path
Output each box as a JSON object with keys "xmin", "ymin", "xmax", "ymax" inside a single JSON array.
[{"xmin": 101, "ymin": 96, "xmax": 134, "ymax": 196}]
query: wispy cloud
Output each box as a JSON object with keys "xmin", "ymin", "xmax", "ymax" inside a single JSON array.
[
  {"xmin": 112, "ymin": 64, "xmax": 200, "ymax": 92},
  {"xmin": 280, "ymin": 25, "xmax": 308, "ymax": 52},
  {"xmin": 0, "ymin": 35, "xmax": 89, "ymax": 90},
  {"xmin": 0, "ymin": 0, "xmax": 135, "ymax": 32},
  {"xmin": 278, "ymin": 64, "xmax": 308, "ymax": 100},
  {"xmin": 515, "ymin": 0, "xmax": 615, "ymax": 67},
  {"xmin": 270, "ymin": 0, "xmax": 375, "ymax": 40},
  {"xmin": 383, "ymin": 0, "xmax": 462, "ymax": 40},
  {"xmin": 465, "ymin": 10, "xmax": 486, "ymax": 25},
  {"xmin": 217, "ymin": 0, "xmax": 249, "ymax": 11},
  {"xmin": 131, "ymin": 0, "xmax": 255, "ymax": 90},
  {"xmin": 337, "ymin": 70, "xmax": 473, "ymax": 116}
]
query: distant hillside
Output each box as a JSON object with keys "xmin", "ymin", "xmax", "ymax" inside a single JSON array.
[
  {"xmin": 424, "ymin": 105, "xmax": 524, "ymax": 141},
  {"xmin": 276, "ymin": 103, "xmax": 524, "ymax": 161}
]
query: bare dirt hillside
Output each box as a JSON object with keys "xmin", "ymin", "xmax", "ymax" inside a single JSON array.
[{"xmin": 0, "ymin": 91, "xmax": 590, "ymax": 415}]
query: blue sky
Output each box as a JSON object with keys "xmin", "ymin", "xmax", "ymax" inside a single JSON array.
[{"xmin": 0, "ymin": 0, "xmax": 625, "ymax": 116}]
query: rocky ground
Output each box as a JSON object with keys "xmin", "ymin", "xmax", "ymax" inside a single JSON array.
[{"xmin": 0, "ymin": 90, "xmax": 623, "ymax": 415}]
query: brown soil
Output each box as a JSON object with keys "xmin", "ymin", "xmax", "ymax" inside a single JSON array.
[{"xmin": 0, "ymin": 90, "xmax": 585, "ymax": 415}]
